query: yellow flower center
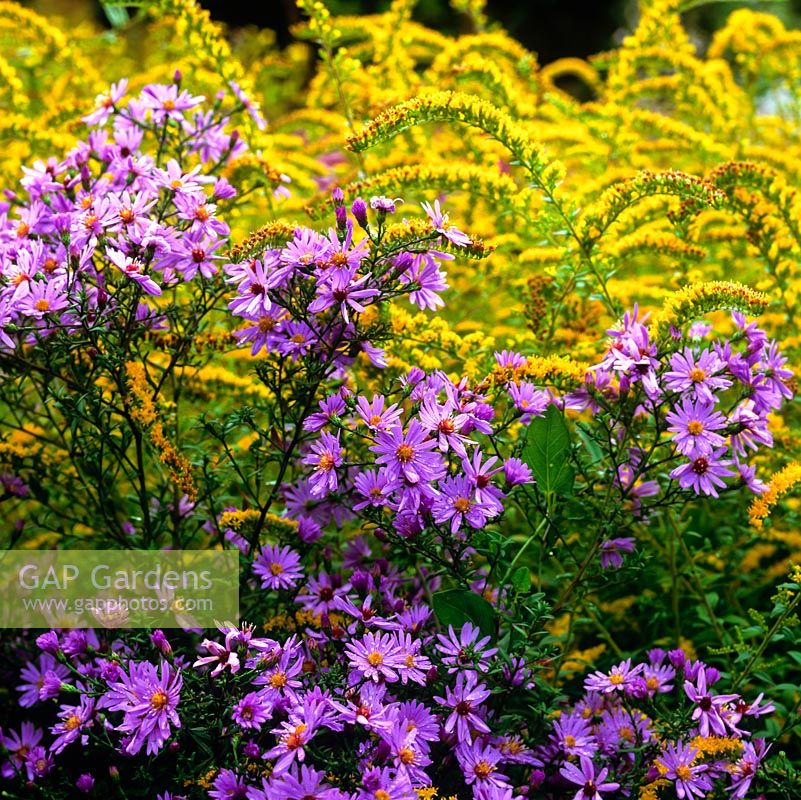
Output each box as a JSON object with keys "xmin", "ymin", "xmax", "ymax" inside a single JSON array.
[
  {"xmin": 453, "ymin": 497, "xmax": 471, "ymax": 513},
  {"xmin": 689, "ymin": 368, "xmax": 707, "ymax": 383},
  {"xmin": 35, "ymin": 299, "xmax": 50, "ymax": 312},
  {"xmin": 396, "ymin": 444, "xmax": 414, "ymax": 462},
  {"xmin": 367, "ymin": 651, "xmax": 384, "ymax": 667},
  {"xmin": 64, "ymin": 714, "xmax": 82, "ymax": 731},
  {"xmin": 676, "ymin": 765, "xmax": 693, "ymax": 781},
  {"xmin": 609, "ymin": 673, "xmax": 625, "ymax": 685},
  {"xmin": 270, "ymin": 672, "xmax": 287, "ymax": 688},
  {"xmin": 687, "ymin": 420, "xmax": 704, "ymax": 435},
  {"xmin": 150, "ymin": 690, "xmax": 168, "ymax": 710},
  {"xmin": 270, "ymin": 563, "xmax": 284, "ymax": 576}
]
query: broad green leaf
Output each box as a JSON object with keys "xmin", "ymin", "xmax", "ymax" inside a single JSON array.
[
  {"xmin": 521, "ymin": 405, "xmax": 575, "ymax": 495},
  {"xmin": 433, "ymin": 588, "xmax": 496, "ymax": 639},
  {"xmin": 511, "ymin": 566, "xmax": 531, "ymax": 592}
]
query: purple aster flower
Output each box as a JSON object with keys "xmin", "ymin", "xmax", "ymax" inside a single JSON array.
[
  {"xmin": 417, "ymin": 391, "xmax": 472, "ymax": 456},
  {"xmin": 76, "ymin": 773, "xmax": 95, "ymax": 793},
  {"xmin": 83, "ymin": 79, "xmax": 129, "ymax": 125},
  {"xmin": 263, "ymin": 699, "xmax": 326, "ymax": 775},
  {"xmin": 657, "ymin": 742, "xmax": 712, "ymax": 799},
  {"xmin": 553, "ymin": 714, "xmax": 598, "ymax": 758},
  {"xmin": 729, "ymin": 739, "xmax": 769, "ymax": 799},
  {"xmin": 17, "ymin": 655, "xmax": 70, "ymax": 707},
  {"xmin": 101, "ymin": 661, "xmax": 182, "ymax": 755},
  {"xmin": 370, "ymin": 195, "xmax": 401, "ymax": 213},
  {"xmin": 329, "ymin": 682, "xmax": 396, "ymax": 732},
  {"xmin": 508, "ymin": 382, "xmax": 550, "ymax": 422},
  {"xmin": 560, "ymin": 755, "xmax": 620, "ymax": 800},
  {"xmin": 683, "ymin": 669, "xmax": 739, "ymax": 737},
  {"xmin": 435, "ymin": 671, "xmax": 492, "ymax": 743},
  {"xmin": 353, "ymin": 468, "xmax": 398, "ymax": 510},
  {"xmin": 356, "ymin": 394, "xmax": 403, "ymax": 432},
  {"xmin": 371, "ymin": 420, "xmax": 445, "ymax": 485},
  {"xmin": 455, "ymin": 741, "xmax": 510, "ymax": 790},
  {"xmin": 355, "ymin": 766, "xmax": 415, "ymax": 800},
  {"xmin": 106, "ymin": 248, "xmax": 162, "ymax": 296},
  {"xmin": 50, "ymin": 696, "xmax": 95, "ymax": 754},
  {"xmin": 504, "ymin": 457, "xmax": 533, "ymax": 486},
  {"xmin": 435, "ymin": 622, "xmax": 498, "ymax": 673},
  {"xmin": 253, "ymin": 545, "xmax": 304, "ymax": 590},
  {"xmin": 304, "ymin": 394, "xmax": 347, "ymax": 432},
  {"xmin": 670, "ymin": 447, "xmax": 735, "ymax": 497},
  {"xmin": 395, "ymin": 632, "xmax": 433, "ymax": 685},
  {"xmin": 296, "ymin": 571, "xmax": 349, "ymax": 616},
  {"xmin": 666, "ymin": 397, "xmax": 727, "ymax": 457},
  {"xmin": 232, "ymin": 691, "xmax": 274, "ymax": 730},
  {"xmin": 268, "ymin": 764, "xmax": 338, "ymax": 800},
  {"xmin": 308, "ymin": 268, "xmax": 378, "ymax": 323},
  {"xmin": 24, "ymin": 746, "xmax": 53, "ymax": 781},
  {"xmin": 344, "ymin": 631, "xmax": 405, "ymax": 683},
  {"xmin": 382, "ymin": 720, "xmax": 433, "ymax": 785},
  {"xmin": 0, "ymin": 723, "xmax": 43, "ymax": 779},
  {"xmin": 421, "ymin": 199, "xmax": 471, "ymax": 247},
  {"xmin": 432, "ymin": 474, "xmax": 495, "ymax": 533},
  {"xmin": 209, "ymin": 769, "xmax": 249, "ymax": 800},
  {"xmin": 664, "ymin": 347, "xmax": 731, "ymax": 403},
  {"xmin": 599, "ymin": 537, "xmax": 636, "ymax": 569},
  {"xmin": 140, "ymin": 84, "xmax": 204, "ymax": 122},
  {"xmin": 399, "ymin": 252, "xmax": 449, "ymax": 311},
  {"xmin": 463, "ymin": 449, "xmax": 505, "ymax": 513},
  {"xmin": 303, "ymin": 431, "xmax": 343, "ymax": 498},
  {"xmin": 584, "ymin": 658, "xmax": 644, "ymax": 694}
]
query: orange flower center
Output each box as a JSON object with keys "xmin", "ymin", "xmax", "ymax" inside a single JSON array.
[
  {"xmin": 687, "ymin": 420, "xmax": 704, "ymax": 435},
  {"xmin": 150, "ymin": 690, "xmax": 168, "ymax": 710},
  {"xmin": 366, "ymin": 651, "xmax": 384, "ymax": 667},
  {"xmin": 396, "ymin": 444, "xmax": 414, "ymax": 462}
]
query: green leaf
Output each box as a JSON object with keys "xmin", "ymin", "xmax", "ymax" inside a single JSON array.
[
  {"xmin": 521, "ymin": 405, "xmax": 575, "ymax": 495},
  {"xmin": 511, "ymin": 566, "xmax": 531, "ymax": 592},
  {"xmin": 433, "ymin": 588, "xmax": 496, "ymax": 639}
]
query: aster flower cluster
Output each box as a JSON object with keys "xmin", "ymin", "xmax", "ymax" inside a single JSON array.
[
  {"xmin": 533, "ymin": 648, "xmax": 773, "ymax": 800},
  {"xmin": 0, "ymin": 76, "xmax": 264, "ymax": 350},
  {"xmin": 288, "ymin": 366, "xmax": 534, "ymax": 551},
  {"xmin": 568, "ymin": 306, "xmax": 792, "ymax": 506},
  {"xmin": 224, "ymin": 189, "xmax": 470, "ymax": 364}
]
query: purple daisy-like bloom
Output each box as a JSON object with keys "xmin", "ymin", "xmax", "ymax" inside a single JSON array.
[
  {"xmin": 17, "ymin": 654, "xmax": 70, "ymax": 708},
  {"xmin": 232, "ymin": 691, "xmax": 274, "ymax": 731},
  {"xmin": 584, "ymin": 658, "xmax": 644, "ymax": 694},
  {"xmin": 553, "ymin": 714, "xmax": 598, "ymax": 758},
  {"xmin": 48, "ymin": 696, "xmax": 94, "ymax": 755},
  {"xmin": 421, "ymin": 199, "xmax": 471, "ymax": 247},
  {"xmin": 344, "ymin": 631, "xmax": 405, "ymax": 683},
  {"xmin": 106, "ymin": 248, "xmax": 162, "ymax": 296},
  {"xmin": 503, "ymin": 457, "xmax": 533, "ymax": 486},
  {"xmin": 371, "ymin": 420, "xmax": 445, "ymax": 485},
  {"xmin": 664, "ymin": 347, "xmax": 731, "ymax": 403},
  {"xmin": 1, "ymin": 722, "xmax": 43, "ymax": 779},
  {"xmin": 353, "ymin": 468, "xmax": 398, "ymax": 511},
  {"xmin": 683, "ymin": 669, "xmax": 739, "ymax": 737},
  {"xmin": 329, "ymin": 682, "xmax": 396, "ymax": 732},
  {"xmin": 296, "ymin": 571, "xmax": 349, "ymax": 616},
  {"xmin": 455, "ymin": 742, "xmax": 510, "ymax": 792},
  {"xmin": 729, "ymin": 739, "xmax": 769, "ymax": 799},
  {"xmin": 209, "ymin": 769, "xmax": 249, "ymax": 800},
  {"xmin": 508, "ymin": 381, "xmax": 550, "ymax": 423},
  {"xmin": 666, "ymin": 397, "xmax": 727, "ymax": 457},
  {"xmin": 304, "ymin": 431, "xmax": 343, "ymax": 498},
  {"xmin": 432, "ymin": 474, "xmax": 495, "ymax": 534},
  {"xmin": 560, "ymin": 755, "xmax": 620, "ymax": 800},
  {"xmin": 436, "ymin": 670, "xmax": 492, "ymax": 743},
  {"xmin": 657, "ymin": 742, "xmax": 712, "ymax": 799},
  {"xmin": 308, "ymin": 268, "xmax": 378, "ymax": 324},
  {"xmin": 253, "ymin": 544, "xmax": 304, "ymax": 590},
  {"xmin": 435, "ymin": 622, "xmax": 498, "ymax": 673},
  {"xmin": 356, "ymin": 394, "xmax": 403, "ymax": 432},
  {"xmin": 102, "ymin": 661, "xmax": 182, "ymax": 755},
  {"xmin": 670, "ymin": 447, "xmax": 735, "ymax": 498},
  {"xmin": 267, "ymin": 764, "xmax": 339, "ymax": 800},
  {"xmin": 304, "ymin": 394, "xmax": 347, "ymax": 432},
  {"xmin": 599, "ymin": 537, "xmax": 636, "ymax": 570}
]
